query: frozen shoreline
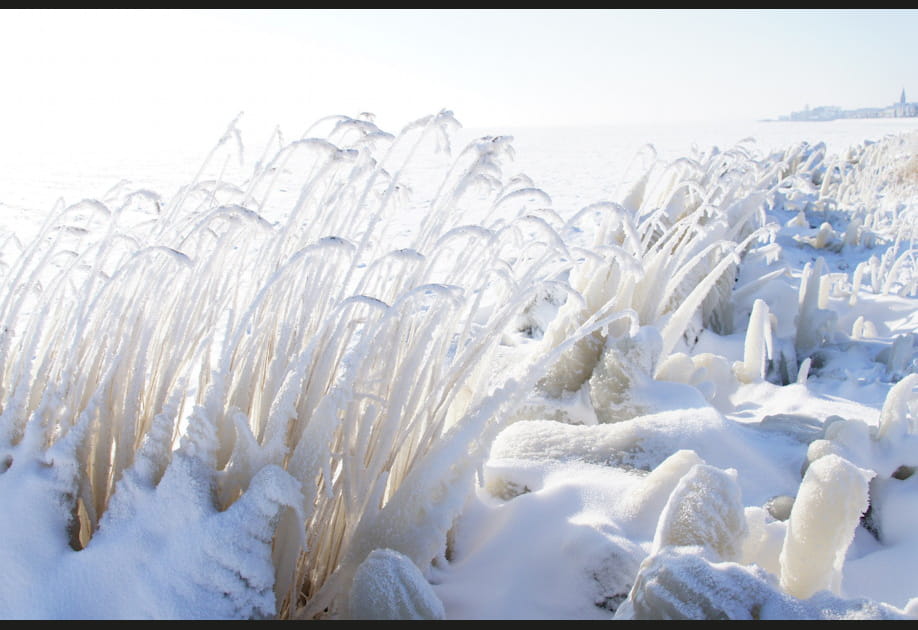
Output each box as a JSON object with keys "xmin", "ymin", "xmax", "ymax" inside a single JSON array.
[{"xmin": 0, "ymin": 114, "xmax": 915, "ymax": 619}]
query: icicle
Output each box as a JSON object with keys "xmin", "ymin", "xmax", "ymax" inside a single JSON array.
[
  {"xmin": 843, "ymin": 217, "xmax": 862, "ymax": 247},
  {"xmin": 737, "ymin": 299, "xmax": 772, "ymax": 383},
  {"xmin": 869, "ymin": 255, "xmax": 882, "ymax": 293},
  {"xmin": 796, "ymin": 357, "xmax": 811, "ymax": 385},
  {"xmin": 849, "ymin": 261, "xmax": 868, "ymax": 305},
  {"xmin": 875, "ymin": 374, "xmax": 918, "ymax": 442},
  {"xmin": 786, "ymin": 210, "xmax": 808, "ymax": 228},
  {"xmin": 851, "ymin": 316, "xmax": 865, "ymax": 340},
  {"xmin": 817, "ymin": 273, "xmax": 832, "ymax": 310},
  {"xmin": 795, "ymin": 257, "xmax": 835, "ymax": 355},
  {"xmin": 813, "ymin": 222, "xmax": 834, "ymax": 249}
]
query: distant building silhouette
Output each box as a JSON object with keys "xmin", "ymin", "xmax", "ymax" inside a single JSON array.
[
  {"xmin": 779, "ymin": 89, "xmax": 917, "ymax": 121},
  {"xmin": 894, "ymin": 88, "xmax": 915, "ymax": 117}
]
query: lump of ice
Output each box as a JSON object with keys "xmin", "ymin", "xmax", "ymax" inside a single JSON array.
[
  {"xmin": 654, "ymin": 352, "xmax": 737, "ymax": 410},
  {"xmin": 618, "ymin": 546, "xmax": 909, "ymax": 620},
  {"xmin": 483, "ymin": 405, "xmax": 797, "ymax": 508},
  {"xmin": 876, "ymin": 373, "xmax": 918, "ymax": 445},
  {"xmin": 590, "ymin": 326, "xmax": 662, "ymax": 423},
  {"xmin": 779, "ymin": 453, "xmax": 873, "ymax": 600},
  {"xmin": 652, "ymin": 464, "xmax": 748, "ymax": 562},
  {"xmin": 618, "ymin": 450, "xmax": 705, "ymax": 535},
  {"xmin": 688, "ymin": 352, "xmax": 738, "ymax": 410},
  {"xmin": 346, "ymin": 548, "xmax": 445, "ymax": 620},
  {"xmin": 620, "ymin": 546, "xmax": 801, "ymax": 620},
  {"xmin": 803, "ymin": 375, "xmax": 918, "ymax": 481}
]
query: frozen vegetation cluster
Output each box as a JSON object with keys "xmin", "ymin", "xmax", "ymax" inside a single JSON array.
[{"xmin": 0, "ymin": 111, "xmax": 915, "ymax": 619}]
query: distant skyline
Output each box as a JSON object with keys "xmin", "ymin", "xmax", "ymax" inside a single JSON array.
[{"xmin": 1, "ymin": 9, "xmax": 917, "ymax": 155}]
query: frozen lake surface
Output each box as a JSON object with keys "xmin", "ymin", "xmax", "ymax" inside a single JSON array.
[{"xmin": 3, "ymin": 115, "xmax": 918, "ymax": 218}]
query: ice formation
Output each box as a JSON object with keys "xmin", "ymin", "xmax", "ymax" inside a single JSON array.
[
  {"xmin": 618, "ymin": 547, "xmax": 908, "ymax": 620},
  {"xmin": 778, "ymin": 454, "xmax": 872, "ymax": 599},
  {"xmin": 347, "ymin": 549, "xmax": 446, "ymax": 619},
  {"xmin": 0, "ymin": 111, "xmax": 915, "ymax": 619},
  {"xmin": 651, "ymin": 463, "xmax": 748, "ymax": 561}
]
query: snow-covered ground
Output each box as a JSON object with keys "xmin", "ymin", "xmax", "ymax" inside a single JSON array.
[{"xmin": 0, "ymin": 113, "xmax": 916, "ymax": 619}]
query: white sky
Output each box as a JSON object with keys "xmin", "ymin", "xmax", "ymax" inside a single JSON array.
[{"xmin": 1, "ymin": 9, "xmax": 917, "ymax": 156}]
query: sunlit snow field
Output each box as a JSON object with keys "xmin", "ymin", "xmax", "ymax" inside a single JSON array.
[{"xmin": 0, "ymin": 113, "xmax": 916, "ymax": 619}]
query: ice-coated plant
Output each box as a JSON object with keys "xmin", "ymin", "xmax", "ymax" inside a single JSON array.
[
  {"xmin": 651, "ymin": 463, "xmax": 748, "ymax": 562},
  {"xmin": 0, "ymin": 111, "xmax": 578, "ymax": 619},
  {"xmin": 735, "ymin": 298, "xmax": 773, "ymax": 383},
  {"xmin": 531, "ymin": 139, "xmax": 778, "ymax": 410},
  {"xmin": 0, "ymin": 107, "xmax": 915, "ymax": 620},
  {"xmin": 779, "ymin": 454, "xmax": 873, "ymax": 600},
  {"xmin": 346, "ymin": 548, "xmax": 446, "ymax": 619}
]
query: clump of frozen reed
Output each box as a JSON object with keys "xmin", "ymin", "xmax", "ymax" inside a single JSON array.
[
  {"xmin": 1, "ymin": 110, "xmax": 915, "ymax": 618},
  {"xmin": 533, "ymin": 129, "xmax": 918, "ymax": 420},
  {"xmin": 774, "ymin": 133, "xmax": 917, "ymax": 301},
  {"xmin": 533, "ymin": 139, "xmax": 775, "ymax": 411},
  {"xmin": 753, "ymin": 132, "xmax": 918, "ymax": 384},
  {"xmin": 0, "ymin": 111, "xmax": 578, "ymax": 619}
]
